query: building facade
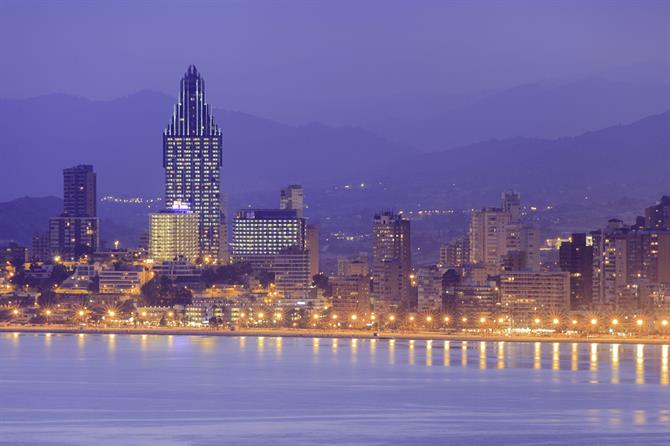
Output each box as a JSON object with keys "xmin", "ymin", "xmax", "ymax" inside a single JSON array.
[
  {"xmin": 149, "ymin": 204, "xmax": 199, "ymax": 262},
  {"xmin": 231, "ymin": 209, "xmax": 306, "ymax": 269},
  {"xmin": 163, "ymin": 65, "xmax": 223, "ymax": 259},
  {"xmin": 49, "ymin": 165, "xmax": 100, "ymax": 261},
  {"xmin": 371, "ymin": 212, "xmax": 411, "ymax": 309},
  {"xmin": 280, "ymin": 185, "xmax": 304, "ymax": 218}
]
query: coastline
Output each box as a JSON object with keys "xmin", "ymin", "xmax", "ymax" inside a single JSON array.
[{"xmin": 2, "ymin": 325, "xmax": 670, "ymax": 345}]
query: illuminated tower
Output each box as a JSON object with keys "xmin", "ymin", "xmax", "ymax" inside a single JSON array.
[{"xmin": 163, "ymin": 65, "xmax": 223, "ymax": 259}]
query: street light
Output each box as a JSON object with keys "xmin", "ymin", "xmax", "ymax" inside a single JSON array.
[
  {"xmin": 611, "ymin": 319, "xmax": 619, "ymax": 326},
  {"xmin": 636, "ymin": 319, "xmax": 644, "ymax": 327},
  {"xmin": 590, "ymin": 318, "xmax": 597, "ymax": 326},
  {"xmin": 552, "ymin": 318, "xmax": 560, "ymax": 325}
]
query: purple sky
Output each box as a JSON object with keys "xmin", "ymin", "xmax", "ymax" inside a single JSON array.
[{"xmin": 0, "ymin": 0, "xmax": 668, "ymax": 125}]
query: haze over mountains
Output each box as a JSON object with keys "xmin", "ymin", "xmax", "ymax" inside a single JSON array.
[
  {"xmin": 369, "ymin": 78, "xmax": 670, "ymax": 151},
  {"xmin": 1, "ymin": 76, "xmax": 669, "ymax": 204}
]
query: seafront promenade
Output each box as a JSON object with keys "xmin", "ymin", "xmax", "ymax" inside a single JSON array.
[{"xmin": 2, "ymin": 324, "xmax": 670, "ymax": 345}]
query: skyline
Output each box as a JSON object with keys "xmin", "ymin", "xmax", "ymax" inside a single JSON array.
[{"xmin": 1, "ymin": 3, "xmax": 670, "ymax": 445}]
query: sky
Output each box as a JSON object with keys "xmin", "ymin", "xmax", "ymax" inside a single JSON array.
[{"xmin": 0, "ymin": 0, "xmax": 668, "ymax": 125}]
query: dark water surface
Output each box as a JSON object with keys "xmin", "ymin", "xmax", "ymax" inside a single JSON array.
[{"xmin": 1, "ymin": 333, "xmax": 669, "ymax": 445}]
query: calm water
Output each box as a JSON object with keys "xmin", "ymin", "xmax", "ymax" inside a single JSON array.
[{"xmin": 1, "ymin": 333, "xmax": 669, "ymax": 446}]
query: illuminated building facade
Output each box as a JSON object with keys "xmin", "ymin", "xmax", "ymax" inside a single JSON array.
[
  {"xmin": 500, "ymin": 271, "xmax": 570, "ymax": 323},
  {"xmin": 49, "ymin": 164, "xmax": 99, "ymax": 261},
  {"xmin": 371, "ymin": 212, "xmax": 411, "ymax": 309},
  {"xmin": 163, "ymin": 65, "xmax": 223, "ymax": 259},
  {"xmin": 149, "ymin": 203, "xmax": 199, "ymax": 262},
  {"xmin": 273, "ymin": 247, "xmax": 311, "ymax": 305},
  {"xmin": 231, "ymin": 209, "xmax": 306, "ymax": 269}
]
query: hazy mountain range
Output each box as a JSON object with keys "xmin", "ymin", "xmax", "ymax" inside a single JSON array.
[
  {"xmin": 368, "ymin": 78, "xmax": 670, "ymax": 150},
  {"xmin": 0, "ymin": 75, "xmax": 669, "ymax": 251},
  {"xmin": 1, "ymin": 76, "xmax": 669, "ymax": 201}
]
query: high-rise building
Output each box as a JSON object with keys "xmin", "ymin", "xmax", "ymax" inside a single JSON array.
[
  {"xmin": 280, "ymin": 185, "xmax": 304, "ymax": 218},
  {"xmin": 31, "ymin": 232, "xmax": 50, "ymax": 262},
  {"xmin": 163, "ymin": 65, "xmax": 223, "ymax": 258},
  {"xmin": 559, "ymin": 233, "xmax": 593, "ymax": 309},
  {"xmin": 500, "ymin": 271, "xmax": 570, "ymax": 323},
  {"xmin": 49, "ymin": 165, "xmax": 100, "ymax": 261},
  {"xmin": 439, "ymin": 236, "xmax": 470, "ymax": 269},
  {"xmin": 641, "ymin": 231, "xmax": 670, "ymax": 285},
  {"xmin": 469, "ymin": 191, "xmax": 538, "ymax": 274},
  {"xmin": 63, "ymin": 165, "xmax": 96, "ymax": 217},
  {"xmin": 645, "ymin": 196, "xmax": 670, "ymax": 230},
  {"xmin": 273, "ymin": 247, "xmax": 311, "ymax": 305},
  {"xmin": 149, "ymin": 203, "xmax": 199, "ymax": 262},
  {"xmin": 469, "ymin": 207, "xmax": 507, "ymax": 274},
  {"xmin": 306, "ymin": 224, "xmax": 319, "ymax": 278},
  {"xmin": 231, "ymin": 209, "xmax": 306, "ymax": 269},
  {"xmin": 501, "ymin": 190, "xmax": 521, "ymax": 224},
  {"xmin": 330, "ymin": 275, "xmax": 371, "ymax": 315},
  {"xmin": 371, "ymin": 212, "xmax": 411, "ymax": 309},
  {"xmin": 417, "ymin": 266, "xmax": 444, "ymax": 312}
]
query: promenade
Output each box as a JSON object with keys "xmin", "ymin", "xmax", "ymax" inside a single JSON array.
[{"xmin": 2, "ymin": 324, "xmax": 670, "ymax": 345}]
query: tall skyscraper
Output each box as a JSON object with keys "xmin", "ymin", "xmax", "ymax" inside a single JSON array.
[
  {"xmin": 371, "ymin": 212, "xmax": 411, "ymax": 310},
  {"xmin": 559, "ymin": 233, "xmax": 594, "ymax": 309},
  {"xmin": 280, "ymin": 185, "xmax": 304, "ymax": 218},
  {"xmin": 63, "ymin": 165, "xmax": 96, "ymax": 217},
  {"xmin": 49, "ymin": 165, "xmax": 99, "ymax": 261},
  {"xmin": 163, "ymin": 65, "xmax": 223, "ymax": 259}
]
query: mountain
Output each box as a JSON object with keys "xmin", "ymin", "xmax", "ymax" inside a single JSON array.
[
  {"xmin": 375, "ymin": 110, "xmax": 670, "ymax": 207},
  {"xmin": 367, "ymin": 78, "xmax": 670, "ymax": 151},
  {"xmin": 0, "ymin": 91, "xmax": 412, "ymax": 201},
  {"xmin": 0, "ymin": 196, "xmax": 61, "ymax": 244}
]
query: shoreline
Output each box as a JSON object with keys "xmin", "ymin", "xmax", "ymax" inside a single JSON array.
[{"xmin": 2, "ymin": 325, "xmax": 670, "ymax": 345}]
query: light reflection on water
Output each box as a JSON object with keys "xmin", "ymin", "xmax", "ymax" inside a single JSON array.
[{"xmin": 2, "ymin": 333, "xmax": 670, "ymax": 446}]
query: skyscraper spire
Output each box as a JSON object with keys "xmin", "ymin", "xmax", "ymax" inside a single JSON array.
[
  {"xmin": 163, "ymin": 66, "xmax": 224, "ymax": 259},
  {"xmin": 165, "ymin": 65, "xmax": 221, "ymax": 137}
]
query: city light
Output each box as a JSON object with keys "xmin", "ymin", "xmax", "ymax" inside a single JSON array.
[
  {"xmin": 480, "ymin": 317, "xmax": 486, "ymax": 323},
  {"xmin": 636, "ymin": 319, "xmax": 644, "ymax": 326},
  {"xmin": 552, "ymin": 318, "xmax": 559, "ymax": 325},
  {"xmin": 612, "ymin": 319, "xmax": 619, "ymax": 325},
  {"xmin": 590, "ymin": 319, "xmax": 597, "ymax": 325},
  {"xmin": 426, "ymin": 316, "xmax": 432, "ymax": 322}
]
